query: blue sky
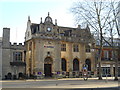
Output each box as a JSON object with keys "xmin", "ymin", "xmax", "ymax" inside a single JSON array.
[{"xmin": 0, "ymin": 0, "xmax": 76, "ymax": 43}]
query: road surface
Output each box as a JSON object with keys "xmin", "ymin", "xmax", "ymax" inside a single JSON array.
[{"xmin": 1, "ymin": 78, "xmax": 119, "ymax": 90}]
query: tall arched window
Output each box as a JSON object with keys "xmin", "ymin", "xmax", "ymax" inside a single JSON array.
[
  {"xmin": 73, "ymin": 58, "xmax": 79, "ymax": 71},
  {"xmin": 85, "ymin": 59, "xmax": 91, "ymax": 71},
  {"xmin": 61, "ymin": 58, "xmax": 67, "ymax": 71}
]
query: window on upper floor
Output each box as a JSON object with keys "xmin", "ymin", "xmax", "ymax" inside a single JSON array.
[
  {"xmin": 104, "ymin": 50, "xmax": 109, "ymax": 60},
  {"xmin": 104, "ymin": 50, "xmax": 108, "ymax": 58},
  {"xmin": 104, "ymin": 42, "xmax": 109, "ymax": 46},
  {"xmin": 111, "ymin": 50, "xmax": 118, "ymax": 60},
  {"xmin": 61, "ymin": 44, "xmax": 66, "ymax": 51},
  {"xmin": 13, "ymin": 52, "xmax": 22, "ymax": 61},
  {"xmin": 85, "ymin": 45, "xmax": 91, "ymax": 52},
  {"xmin": 60, "ymin": 33, "xmax": 64, "ymax": 36},
  {"xmin": 73, "ymin": 44, "xmax": 79, "ymax": 52},
  {"xmin": 96, "ymin": 41, "xmax": 100, "ymax": 45}
]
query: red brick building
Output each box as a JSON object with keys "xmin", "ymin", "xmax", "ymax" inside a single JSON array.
[{"xmin": 95, "ymin": 38, "xmax": 120, "ymax": 77}]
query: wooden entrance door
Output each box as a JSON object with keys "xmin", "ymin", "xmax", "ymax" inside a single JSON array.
[{"xmin": 44, "ymin": 64, "xmax": 52, "ymax": 77}]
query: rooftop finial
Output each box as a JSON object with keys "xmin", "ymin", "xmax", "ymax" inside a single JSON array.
[
  {"xmin": 40, "ymin": 17, "xmax": 42, "ymax": 23},
  {"xmin": 28, "ymin": 16, "xmax": 30, "ymax": 21},
  {"xmin": 55, "ymin": 19, "xmax": 57, "ymax": 25},
  {"xmin": 48, "ymin": 12, "xmax": 50, "ymax": 16}
]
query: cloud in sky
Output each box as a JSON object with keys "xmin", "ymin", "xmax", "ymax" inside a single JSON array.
[{"xmin": 0, "ymin": 0, "xmax": 77, "ymax": 43}]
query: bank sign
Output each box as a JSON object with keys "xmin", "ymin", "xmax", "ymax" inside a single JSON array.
[{"xmin": 44, "ymin": 45, "xmax": 54, "ymax": 48}]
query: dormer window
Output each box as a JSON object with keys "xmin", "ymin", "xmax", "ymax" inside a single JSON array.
[{"xmin": 46, "ymin": 17, "xmax": 52, "ymax": 22}]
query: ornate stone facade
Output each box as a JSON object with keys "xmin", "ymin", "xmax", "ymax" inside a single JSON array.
[{"xmin": 25, "ymin": 13, "xmax": 95, "ymax": 78}]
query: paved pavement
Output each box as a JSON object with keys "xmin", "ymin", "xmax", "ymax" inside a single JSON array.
[{"xmin": 0, "ymin": 77, "xmax": 119, "ymax": 90}]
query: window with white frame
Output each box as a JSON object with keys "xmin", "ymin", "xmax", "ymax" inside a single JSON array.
[
  {"xmin": 73, "ymin": 44, "xmax": 79, "ymax": 52},
  {"xmin": 111, "ymin": 51, "xmax": 114, "ymax": 60},
  {"xmin": 104, "ymin": 50, "xmax": 109, "ymax": 59}
]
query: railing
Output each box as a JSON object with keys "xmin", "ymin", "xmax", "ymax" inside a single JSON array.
[
  {"xmin": 10, "ymin": 61, "xmax": 26, "ymax": 66},
  {"xmin": 61, "ymin": 71, "xmax": 94, "ymax": 78},
  {"xmin": 101, "ymin": 58, "xmax": 113, "ymax": 61}
]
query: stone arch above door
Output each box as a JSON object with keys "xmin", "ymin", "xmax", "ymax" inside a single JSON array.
[
  {"xmin": 44, "ymin": 57, "xmax": 53, "ymax": 64},
  {"xmin": 44, "ymin": 57, "xmax": 53, "ymax": 77}
]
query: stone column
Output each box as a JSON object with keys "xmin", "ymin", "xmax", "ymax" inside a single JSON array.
[
  {"xmin": 110, "ymin": 64, "xmax": 114, "ymax": 77},
  {"xmin": 54, "ymin": 41, "xmax": 61, "ymax": 72},
  {"xmin": 26, "ymin": 43, "xmax": 29, "ymax": 76},
  {"xmin": 79, "ymin": 44, "xmax": 86, "ymax": 70},
  {"xmin": 67, "ymin": 42, "xmax": 73, "ymax": 77},
  {"xmin": 35, "ymin": 40, "xmax": 44, "ymax": 75},
  {"xmin": 53, "ymin": 41, "xmax": 61, "ymax": 78}
]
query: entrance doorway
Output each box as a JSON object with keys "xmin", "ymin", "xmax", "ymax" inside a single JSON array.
[
  {"xmin": 85, "ymin": 59, "xmax": 91, "ymax": 71},
  {"xmin": 61, "ymin": 58, "xmax": 67, "ymax": 71},
  {"xmin": 44, "ymin": 57, "xmax": 53, "ymax": 77},
  {"xmin": 44, "ymin": 64, "xmax": 52, "ymax": 77},
  {"xmin": 73, "ymin": 58, "xmax": 79, "ymax": 71}
]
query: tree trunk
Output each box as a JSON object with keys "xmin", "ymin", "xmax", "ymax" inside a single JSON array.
[
  {"xmin": 98, "ymin": 29, "xmax": 103, "ymax": 80},
  {"xmin": 114, "ymin": 51, "xmax": 118, "ymax": 81},
  {"xmin": 98, "ymin": 49, "xmax": 102, "ymax": 80}
]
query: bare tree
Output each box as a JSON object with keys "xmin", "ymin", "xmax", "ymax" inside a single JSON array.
[
  {"xmin": 111, "ymin": 1, "xmax": 120, "ymax": 37},
  {"xmin": 109, "ymin": 1, "xmax": 120, "ymax": 80},
  {"xmin": 100, "ymin": 0, "xmax": 119, "ymax": 81},
  {"xmin": 71, "ymin": 0, "xmax": 119, "ymax": 80},
  {"xmin": 106, "ymin": 15, "xmax": 119, "ymax": 81}
]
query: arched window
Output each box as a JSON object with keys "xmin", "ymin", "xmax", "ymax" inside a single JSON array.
[
  {"xmin": 61, "ymin": 58, "xmax": 67, "ymax": 71},
  {"xmin": 85, "ymin": 59, "xmax": 91, "ymax": 71},
  {"xmin": 73, "ymin": 59, "xmax": 79, "ymax": 71}
]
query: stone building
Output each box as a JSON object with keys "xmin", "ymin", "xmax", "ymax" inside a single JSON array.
[
  {"xmin": 0, "ymin": 37, "xmax": 2, "ymax": 79},
  {"xmin": 2, "ymin": 28, "xmax": 26, "ymax": 79},
  {"xmin": 25, "ymin": 13, "xmax": 95, "ymax": 78}
]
